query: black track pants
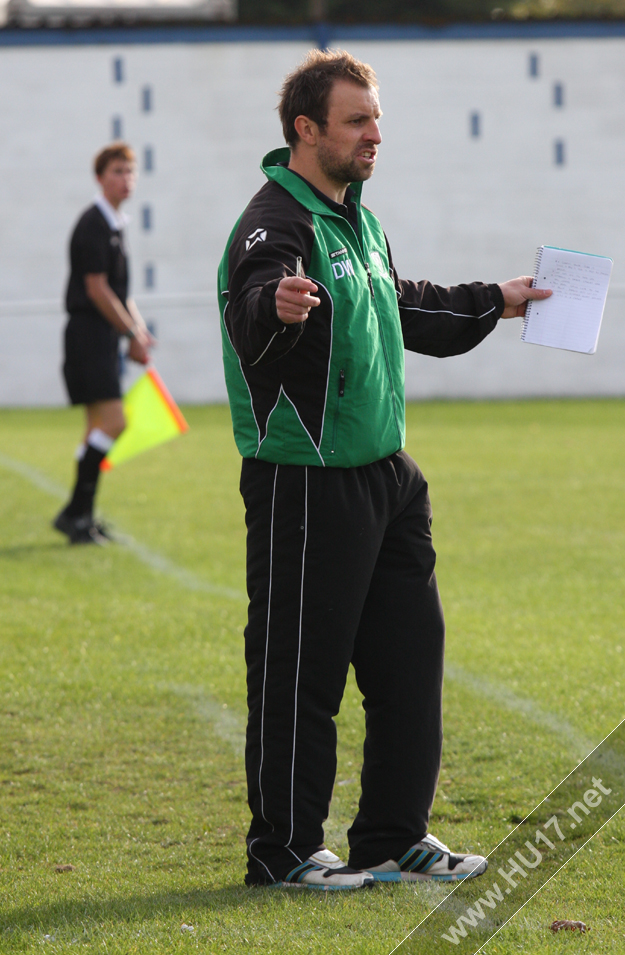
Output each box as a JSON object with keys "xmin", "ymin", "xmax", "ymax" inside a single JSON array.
[{"xmin": 240, "ymin": 451, "xmax": 445, "ymax": 882}]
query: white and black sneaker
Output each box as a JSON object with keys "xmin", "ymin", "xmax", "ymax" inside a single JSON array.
[
  {"xmin": 366, "ymin": 833, "xmax": 488, "ymax": 883},
  {"xmin": 279, "ymin": 849, "xmax": 374, "ymax": 890}
]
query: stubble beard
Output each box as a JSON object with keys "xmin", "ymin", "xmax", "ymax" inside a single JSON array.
[{"xmin": 317, "ymin": 138, "xmax": 375, "ymax": 188}]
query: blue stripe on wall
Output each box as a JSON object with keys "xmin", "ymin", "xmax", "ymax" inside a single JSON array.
[{"xmin": 1, "ymin": 20, "xmax": 625, "ymax": 47}]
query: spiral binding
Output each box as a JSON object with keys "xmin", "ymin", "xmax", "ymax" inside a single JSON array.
[{"xmin": 521, "ymin": 245, "xmax": 544, "ymax": 340}]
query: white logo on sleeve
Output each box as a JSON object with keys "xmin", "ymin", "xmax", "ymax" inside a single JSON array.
[{"xmin": 245, "ymin": 228, "xmax": 267, "ymax": 251}]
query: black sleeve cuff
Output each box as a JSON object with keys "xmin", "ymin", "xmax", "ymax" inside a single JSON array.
[
  {"xmin": 258, "ymin": 277, "xmax": 302, "ymax": 337},
  {"xmin": 488, "ymin": 283, "xmax": 506, "ymax": 319}
]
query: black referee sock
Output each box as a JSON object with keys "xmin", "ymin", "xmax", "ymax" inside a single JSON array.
[{"xmin": 64, "ymin": 429, "xmax": 113, "ymax": 519}]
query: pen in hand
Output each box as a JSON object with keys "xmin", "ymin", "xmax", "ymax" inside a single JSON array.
[
  {"xmin": 296, "ymin": 256, "xmax": 307, "ymax": 301},
  {"xmin": 275, "ymin": 256, "xmax": 319, "ymax": 324}
]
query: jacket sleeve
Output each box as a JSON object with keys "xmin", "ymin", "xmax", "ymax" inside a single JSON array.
[
  {"xmin": 385, "ymin": 236, "xmax": 505, "ymax": 357},
  {"xmin": 224, "ymin": 184, "xmax": 315, "ymax": 366}
]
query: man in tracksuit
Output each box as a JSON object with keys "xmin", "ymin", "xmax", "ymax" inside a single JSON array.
[{"xmin": 218, "ymin": 50, "xmax": 551, "ymax": 890}]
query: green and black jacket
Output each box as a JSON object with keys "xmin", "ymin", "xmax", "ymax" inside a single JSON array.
[{"xmin": 218, "ymin": 148, "xmax": 504, "ymax": 468}]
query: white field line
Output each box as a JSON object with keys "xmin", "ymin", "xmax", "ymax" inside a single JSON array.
[
  {"xmin": 1, "ymin": 452, "xmax": 594, "ymax": 760},
  {"xmin": 0, "ymin": 451, "xmax": 245, "ymax": 602},
  {"xmin": 165, "ymin": 683, "xmax": 246, "ymax": 757},
  {"xmin": 113, "ymin": 532, "xmax": 245, "ymax": 600},
  {"xmin": 0, "ymin": 451, "xmax": 68, "ymax": 499},
  {"xmin": 0, "ymin": 450, "xmax": 247, "ymax": 757},
  {"xmin": 445, "ymin": 662, "xmax": 593, "ymax": 757},
  {"xmin": 390, "ymin": 716, "xmax": 625, "ymax": 955}
]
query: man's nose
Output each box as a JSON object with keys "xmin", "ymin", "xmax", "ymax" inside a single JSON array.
[{"xmin": 366, "ymin": 120, "xmax": 382, "ymax": 144}]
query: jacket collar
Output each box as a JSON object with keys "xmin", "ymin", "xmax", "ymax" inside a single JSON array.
[{"xmin": 261, "ymin": 148, "xmax": 363, "ymax": 215}]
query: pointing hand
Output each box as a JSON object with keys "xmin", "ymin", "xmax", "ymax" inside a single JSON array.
[{"xmin": 275, "ymin": 276, "xmax": 321, "ymax": 324}]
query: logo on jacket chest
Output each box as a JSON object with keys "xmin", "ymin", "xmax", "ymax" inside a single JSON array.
[
  {"xmin": 370, "ymin": 250, "xmax": 387, "ymax": 276},
  {"xmin": 331, "ymin": 257, "xmax": 355, "ymax": 281}
]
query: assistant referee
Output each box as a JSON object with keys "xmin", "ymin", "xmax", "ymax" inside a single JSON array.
[{"xmin": 54, "ymin": 142, "xmax": 153, "ymax": 545}]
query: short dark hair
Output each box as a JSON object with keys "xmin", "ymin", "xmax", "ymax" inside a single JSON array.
[
  {"xmin": 278, "ymin": 49, "xmax": 378, "ymax": 149},
  {"xmin": 94, "ymin": 142, "xmax": 135, "ymax": 177}
]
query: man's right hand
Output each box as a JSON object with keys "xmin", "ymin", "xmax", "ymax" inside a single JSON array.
[{"xmin": 275, "ymin": 276, "xmax": 321, "ymax": 324}]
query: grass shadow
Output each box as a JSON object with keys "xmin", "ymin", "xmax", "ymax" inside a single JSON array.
[
  {"xmin": 0, "ymin": 882, "xmax": 340, "ymax": 932},
  {"xmin": 0, "ymin": 542, "xmax": 67, "ymax": 558}
]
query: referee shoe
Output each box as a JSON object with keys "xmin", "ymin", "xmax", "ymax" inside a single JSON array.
[
  {"xmin": 364, "ymin": 833, "xmax": 488, "ymax": 882},
  {"xmin": 53, "ymin": 510, "xmax": 107, "ymax": 546},
  {"xmin": 92, "ymin": 518, "xmax": 115, "ymax": 541}
]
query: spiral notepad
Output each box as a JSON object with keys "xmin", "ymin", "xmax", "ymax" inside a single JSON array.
[{"xmin": 521, "ymin": 246, "xmax": 613, "ymax": 354}]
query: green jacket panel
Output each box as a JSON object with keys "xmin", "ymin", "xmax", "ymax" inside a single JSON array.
[{"xmin": 218, "ymin": 148, "xmax": 503, "ymax": 467}]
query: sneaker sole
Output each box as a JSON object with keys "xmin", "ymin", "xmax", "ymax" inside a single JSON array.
[
  {"xmin": 371, "ymin": 862, "xmax": 488, "ymax": 883},
  {"xmin": 273, "ymin": 880, "xmax": 375, "ymax": 891}
]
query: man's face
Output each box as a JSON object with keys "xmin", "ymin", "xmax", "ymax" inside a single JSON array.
[
  {"xmin": 316, "ymin": 79, "xmax": 382, "ymax": 187},
  {"xmin": 97, "ymin": 159, "xmax": 136, "ymax": 207}
]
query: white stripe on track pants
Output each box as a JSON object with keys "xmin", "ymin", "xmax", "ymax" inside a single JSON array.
[{"xmin": 240, "ymin": 450, "xmax": 445, "ymax": 884}]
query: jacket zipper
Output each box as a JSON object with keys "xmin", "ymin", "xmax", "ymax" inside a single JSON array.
[
  {"xmin": 334, "ymin": 205, "xmax": 402, "ymax": 447},
  {"xmin": 365, "ymin": 261, "xmax": 402, "ymax": 447},
  {"xmin": 313, "ymin": 202, "xmax": 403, "ymax": 454},
  {"xmin": 331, "ymin": 369, "xmax": 345, "ymax": 454}
]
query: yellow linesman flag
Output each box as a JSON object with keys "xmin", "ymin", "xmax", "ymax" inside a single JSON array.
[{"xmin": 101, "ymin": 367, "xmax": 189, "ymax": 471}]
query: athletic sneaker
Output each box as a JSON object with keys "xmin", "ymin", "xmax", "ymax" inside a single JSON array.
[
  {"xmin": 365, "ymin": 833, "xmax": 488, "ymax": 882},
  {"xmin": 268, "ymin": 849, "xmax": 374, "ymax": 890},
  {"xmin": 52, "ymin": 510, "xmax": 107, "ymax": 546},
  {"xmin": 281, "ymin": 849, "xmax": 375, "ymax": 890}
]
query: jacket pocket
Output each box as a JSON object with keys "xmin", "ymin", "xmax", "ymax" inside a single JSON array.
[{"xmin": 330, "ymin": 369, "xmax": 345, "ymax": 455}]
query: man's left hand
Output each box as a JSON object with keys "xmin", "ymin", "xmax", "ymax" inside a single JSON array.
[
  {"xmin": 499, "ymin": 276, "xmax": 552, "ymax": 318},
  {"xmin": 128, "ymin": 335, "xmax": 150, "ymax": 365}
]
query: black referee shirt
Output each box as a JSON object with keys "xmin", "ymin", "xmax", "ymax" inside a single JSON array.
[{"xmin": 65, "ymin": 205, "xmax": 129, "ymax": 317}]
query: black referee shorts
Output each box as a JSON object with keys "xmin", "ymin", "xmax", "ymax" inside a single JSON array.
[{"xmin": 63, "ymin": 311, "xmax": 122, "ymax": 406}]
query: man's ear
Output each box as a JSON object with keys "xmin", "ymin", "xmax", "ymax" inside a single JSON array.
[{"xmin": 293, "ymin": 114, "xmax": 319, "ymax": 147}]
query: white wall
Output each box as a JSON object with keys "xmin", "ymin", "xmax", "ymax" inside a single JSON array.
[{"xmin": 0, "ymin": 35, "xmax": 623, "ymax": 404}]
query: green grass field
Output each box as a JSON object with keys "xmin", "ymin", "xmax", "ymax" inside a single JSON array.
[{"xmin": 1, "ymin": 400, "xmax": 624, "ymax": 954}]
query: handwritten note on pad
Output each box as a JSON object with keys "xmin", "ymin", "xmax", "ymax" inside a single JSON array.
[{"xmin": 521, "ymin": 246, "xmax": 613, "ymax": 354}]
